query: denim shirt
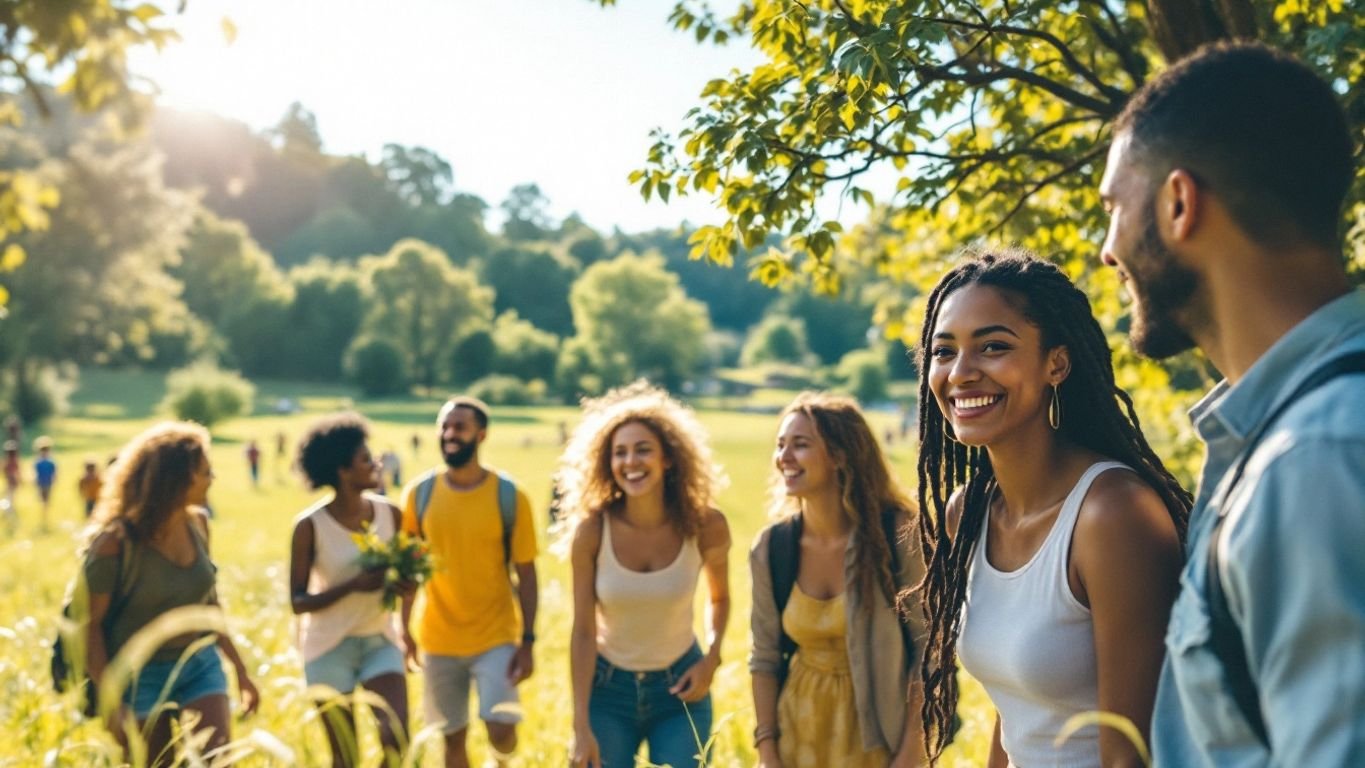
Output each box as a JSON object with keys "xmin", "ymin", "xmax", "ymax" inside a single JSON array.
[{"xmin": 1153, "ymin": 290, "xmax": 1365, "ymax": 767}]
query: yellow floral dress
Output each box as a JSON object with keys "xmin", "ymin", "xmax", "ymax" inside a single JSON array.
[{"xmin": 778, "ymin": 587, "xmax": 889, "ymax": 768}]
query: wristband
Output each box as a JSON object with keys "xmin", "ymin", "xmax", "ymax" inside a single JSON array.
[
  {"xmin": 521, "ymin": 632, "xmax": 536, "ymax": 645},
  {"xmin": 753, "ymin": 725, "xmax": 780, "ymax": 748}
]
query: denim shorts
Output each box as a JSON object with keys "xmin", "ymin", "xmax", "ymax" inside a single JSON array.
[
  {"xmin": 123, "ymin": 644, "xmax": 228, "ymax": 719},
  {"xmin": 589, "ymin": 643, "xmax": 713, "ymax": 768},
  {"xmin": 304, "ymin": 634, "xmax": 405, "ymax": 696},
  {"xmin": 423, "ymin": 643, "xmax": 521, "ymax": 735}
]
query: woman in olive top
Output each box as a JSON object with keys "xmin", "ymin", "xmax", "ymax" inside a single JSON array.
[
  {"xmin": 750, "ymin": 392, "xmax": 925, "ymax": 768},
  {"xmin": 84, "ymin": 421, "xmax": 258, "ymax": 766}
]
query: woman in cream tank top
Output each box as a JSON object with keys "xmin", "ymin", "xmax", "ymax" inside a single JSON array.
[
  {"xmin": 909, "ymin": 252, "xmax": 1192, "ymax": 766},
  {"xmin": 289, "ymin": 413, "xmax": 410, "ymax": 767},
  {"xmin": 559, "ymin": 382, "xmax": 731, "ymax": 768}
]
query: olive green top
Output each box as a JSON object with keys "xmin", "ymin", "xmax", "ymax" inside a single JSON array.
[{"xmin": 85, "ymin": 521, "xmax": 216, "ymax": 663}]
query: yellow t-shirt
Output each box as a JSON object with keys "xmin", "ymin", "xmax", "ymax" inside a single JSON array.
[{"xmin": 401, "ymin": 467, "xmax": 537, "ymax": 656}]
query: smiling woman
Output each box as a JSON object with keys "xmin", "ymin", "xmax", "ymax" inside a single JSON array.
[
  {"xmin": 555, "ymin": 381, "xmax": 732, "ymax": 768},
  {"xmin": 910, "ymin": 249, "xmax": 1192, "ymax": 768}
]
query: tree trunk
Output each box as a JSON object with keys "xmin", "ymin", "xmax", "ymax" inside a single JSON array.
[{"xmin": 1145, "ymin": 0, "xmax": 1259, "ymax": 61}]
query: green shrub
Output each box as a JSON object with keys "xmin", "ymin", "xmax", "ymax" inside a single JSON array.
[
  {"xmin": 837, "ymin": 348, "xmax": 891, "ymax": 405},
  {"xmin": 466, "ymin": 374, "xmax": 543, "ymax": 406},
  {"xmin": 160, "ymin": 362, "xmax": 254, "ymax": 429},
  {"xmin": 346, "ymin": 337, "xmax": 408, "ymax": 397}
]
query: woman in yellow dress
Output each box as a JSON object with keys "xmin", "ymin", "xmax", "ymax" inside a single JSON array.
[{"xmin": 749, "ymin": 392, "xmax": 926, "ymax": 768}]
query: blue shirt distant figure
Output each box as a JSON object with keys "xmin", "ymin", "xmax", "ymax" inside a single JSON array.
[
  {"xmin": 1099, "ymin": 43, "xmax": 1365, "ymax": 766},
  {"xmin": 34, "ymin": 436, "xmax": 56, "ymax": 531}
]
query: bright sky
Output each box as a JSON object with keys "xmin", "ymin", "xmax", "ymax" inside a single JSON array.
[{"xmin": 130, "ymin": 0, "xmax": 771, "ymax": 233}]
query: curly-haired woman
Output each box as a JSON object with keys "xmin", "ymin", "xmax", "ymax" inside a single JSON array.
[
  {"xmin": 561, "ymin": 382, "xmax": 731, "ymax": 768},
  {"xmin": 83, "ymin": 421, "xmax": 259, "ymax": 766}
]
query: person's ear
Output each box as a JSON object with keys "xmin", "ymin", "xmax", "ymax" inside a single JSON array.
[
  {"xmin": 1164, "ymin": 168, "xmax": 1202, "ymax": 242},
  {"xmin": 1047, "ymin": 345, "xmax": 1072, "ymax": 386}
]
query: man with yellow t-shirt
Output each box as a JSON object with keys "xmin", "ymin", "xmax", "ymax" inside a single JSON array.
[{"xmin": 401, "ymin": 396, "xmax": 538, "ymax": 768}]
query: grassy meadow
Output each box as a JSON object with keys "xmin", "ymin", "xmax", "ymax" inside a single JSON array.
[{"xmin": 0, "ymin": 370, "xmax": 993, "ymax": 766}]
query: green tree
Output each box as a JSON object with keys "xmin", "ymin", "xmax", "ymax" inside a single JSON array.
[
  {"xmin": 449, "ymin": 328, "xmax": 497, "ymax": 386},
  {"xmin": 501, "ymin": 183, "xmax": 554, "ymax": 242},
  {"xmin": 492, "ymin": 311, "xmax": 559, "ymax": 383},
  {"xmin": 173, "ymin": 210, "xmax": 289, "ymax": 330},
  {"xmin": 837, "ymin": 347, "xmax": 891, "ymax": 405},
  {"xmin": 160, "ymin": 361, "xmax": 254, "ymax": 430},
  {"xmin": 283, "ymin": 259, "xmax": 366, "ymax": 380},
  {"xmin": 740, "ymin": 314, "xmax": 813, "ymax": 367},
  {"xmin": 381, "ymin": 144, "xmax": 454, "ymax": 207},
  {"xmin": 0, "ymin": 132, "xmax": 200, "ymax": 384},
  {"xmin": 346, "ymin": 336, "xmax": 408, "ymax": 397},
  {"xmin": 0, "ymin": 0, "xmax": 183, "ymax": 298},
  {"xmin": 360, "ymin": 239, "xmax": 494, "ymax": 390},
  {"xmin": 610, "ymin": 1, "xmax": 1362, "ymax": 280},
  {"xmin": 566, "ymin": 252, "xmax": 712, "ymax": 390},
  {"xmin": 477, "ymin": 244, "xmax": 579, "ymax": 336}
]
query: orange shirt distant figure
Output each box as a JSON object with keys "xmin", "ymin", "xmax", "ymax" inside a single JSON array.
[{"xmin": 78, "ymin": 460, "xmax": 103, "ymax": 518}]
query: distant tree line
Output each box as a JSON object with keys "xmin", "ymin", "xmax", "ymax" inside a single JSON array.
[{"xmin": 0, "ymin": 97, "xmax": 909, "ymax": 421}]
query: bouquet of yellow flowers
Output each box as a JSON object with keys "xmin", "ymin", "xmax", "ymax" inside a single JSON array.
[{"xmin": 351, "ymin": 526, "xmax": 436, "ymax": 610}]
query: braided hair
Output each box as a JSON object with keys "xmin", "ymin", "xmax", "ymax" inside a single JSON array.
[{"xmin": 906, "ymin": 248, "xmax": 1192, "ymax": 762}]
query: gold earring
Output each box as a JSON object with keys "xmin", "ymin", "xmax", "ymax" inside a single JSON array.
[{"xmin": 1048, "ymin": 385, "xmax": 1062, "ymax": 430}]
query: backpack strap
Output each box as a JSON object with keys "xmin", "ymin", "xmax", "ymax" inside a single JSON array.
[
  {"xmin": 414, "ymin": 467, "xmax": 518, "ymax": 570},
  {"xmin": 413, "ymin": 468, "xmax": 440, "ymax": 536},
  {"xmin": 880, "ymin": 507, "xmax": 916, "ymax": 667},
  {"xmin": 767, "ymin": 514, "xmax": 802, "ymax": 687},
  {"xmin": 496, "ymin": 471, "xmax": 517, "ymax": 567},
  {"xmin": 1206, "ymin": 349, "xmax": 1365, "ymax": 747}
]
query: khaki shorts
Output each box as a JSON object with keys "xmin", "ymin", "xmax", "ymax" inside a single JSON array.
[{"xmin": 423, "ymin": 644, "xmax": 522, "ymax": 734}]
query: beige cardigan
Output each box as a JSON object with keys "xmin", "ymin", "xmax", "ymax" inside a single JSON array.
[{"xmin": 748, "ymin": 511, "xmax": 927, "ymax": 753}]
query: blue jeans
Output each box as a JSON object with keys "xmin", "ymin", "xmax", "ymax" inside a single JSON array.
[
  {"xmin": 123, "ymin": 644, "xmax": 227, "ymax": 720},
  {"xmin": 588, "ymin": 644, "xmax": 712, "ymax": 768}
]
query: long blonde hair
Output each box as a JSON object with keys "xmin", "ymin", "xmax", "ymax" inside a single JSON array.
[
  {"xmin": 767, "ymin": 391, "xmax": 915, "ymax": 606},
  {"xmin": 89, "ymin": 421, "xmax": 210, "ymax": 543},
  {"xmin": 556, "ymin": 381, "xmax": 726, "ymax": 545}
]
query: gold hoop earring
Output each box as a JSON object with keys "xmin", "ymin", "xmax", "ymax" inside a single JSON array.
[{"xmin": 1048, "ymin": 385, "xmax": 1062, "ymax": 431}]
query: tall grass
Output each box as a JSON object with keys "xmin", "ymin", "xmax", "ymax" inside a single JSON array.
[{"xmin": 1, "ymin": 391, "xmax": 993, "ymax": 766}]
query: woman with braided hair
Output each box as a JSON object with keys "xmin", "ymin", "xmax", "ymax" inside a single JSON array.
[{"xmin": 909, "ymin": 249, "xmax": 1190, "ymax": 767}]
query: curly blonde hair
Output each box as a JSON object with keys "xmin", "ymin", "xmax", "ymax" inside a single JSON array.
[
  {"xmin": 89, "ymin": 421, "xmax": 210, "ymax": 544},
  {"xmin": 767, "ymin": 391, "xmax": 916, "ymax": 606},
  {"xmin": 555, "ymin": 381, "xmax": 726, "ymax": 544}
]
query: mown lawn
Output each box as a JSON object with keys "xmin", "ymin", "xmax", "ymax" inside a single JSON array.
[{"xmin": 0, "ymin": 370, "xmax": 992, "ymax": 766}]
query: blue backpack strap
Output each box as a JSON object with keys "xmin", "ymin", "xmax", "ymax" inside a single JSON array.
[
  {"xmin": 496, "ymin": 471, "xmax": 517, "ymax": 566},
  {"xmin": 414, "ymin": 469, "xmax": 440, "ymax": 536}
]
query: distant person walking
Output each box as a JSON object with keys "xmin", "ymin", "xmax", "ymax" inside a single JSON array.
[
  {"xmin": 290, "ymin": 413, "xmax": 410, "ymax": 766},
  {"xmin": 1098, "ymin": 42, "xmax": 1365, "ymax": 765},
  {"xmin": 245, "ymin": 440, "xmax": 262, "ymax": 488},
  {"xmin": 381, "ymin": 448, "xmax": 402, "ymax": 488},
  {"xmin": 78, "ymin": 459, "xmax": 102, "ymax": 518},
  {"xmin": 34, "ymin": 436, "xmax": 56, "ymax": 531},
  {"xmin": 400, "ymin": 396, "xmax": 538, "ymax": 768},
  {"xmin": 82, "ymin": 422, "xmax": 258, "ymax": 767},
  {"xmin": 561, "ymin": 382, "xmax": 732, "ymax": 768},
  {"xmin": 750, "ymin": 392, "xmax": 926, "ymax": 768},
  {"xmin": 3, "ymin": 439, "xmax": 20, "ymax": 531}
]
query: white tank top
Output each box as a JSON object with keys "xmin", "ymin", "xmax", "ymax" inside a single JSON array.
[
  {"xmin": 296, "ymin": 494, "xmax": 399, "ymax": 662},
  {"xmin": 595, "ymin": 516, "xmax": 702, "ymax": 671},
  {"xmin": 958, "ymin": 462, "xmax": 1132, "ymax": 768}
]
